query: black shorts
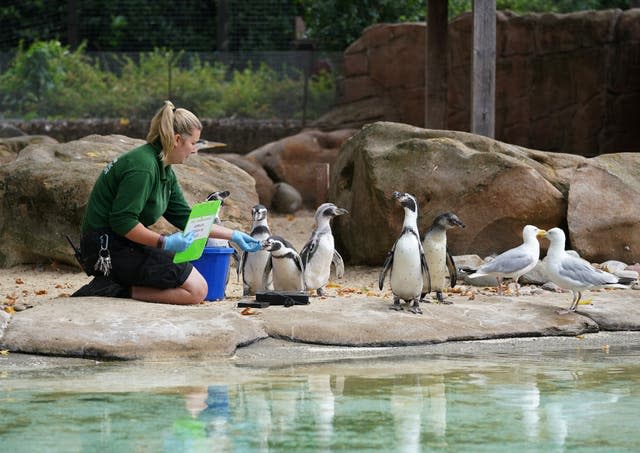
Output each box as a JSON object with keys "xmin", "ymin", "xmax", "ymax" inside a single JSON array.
[{"xmin": 80, "ymin": 230, "xmax": 193, "ymax": 289}]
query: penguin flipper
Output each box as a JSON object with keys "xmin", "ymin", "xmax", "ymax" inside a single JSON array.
[
  {"xmin": 446, "ymin": 249, "xmax": 457, "ymax": 288},
  {"xmin": 379, "ymin": 250, "xmax": 394, "ymax": 290},
  {"xmin": 237, "ymin": 251, "xmax": 247, "ymax": 282},
  {"xmin": 421, "ymin": 251, "xmax": 431, "ymax": 295},
  {"xmin": 300, "ymin": 237, "xmax": 318, "ymax": 270},
  {"xmin": 332, "ymin": 250, "xmax": 345, "ymax": 279},
  {"xmin": 294, "ymin": 253, "xmax": 307, "ymax": 290},
  {"xmin": 262, "ymin": 257, "xmax": 273, "ymax": 289}
]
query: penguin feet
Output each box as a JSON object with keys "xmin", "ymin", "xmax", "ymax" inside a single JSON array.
[
  {"xmin": 436, "ymin": 292, "xmax": 453, "ymax": 305},
  {"xmin": 409, "ymin": 302, "xmax": 422, "ymax": 315},
  {"xmin": 316, "ymin": 287, "xmax": 324, "ymax": 297},
  {"xmin": 390, "ymin": 299, "xmax": 403, "ymax": 311}
]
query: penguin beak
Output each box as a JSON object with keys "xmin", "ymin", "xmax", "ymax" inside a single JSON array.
[
  {"xmin": 536, "ymin": 229, "xmax": 547, "ymax": 238},
  {"xmin": 333, "ymin": 207, "xmax": 348, "ymax": 216}
]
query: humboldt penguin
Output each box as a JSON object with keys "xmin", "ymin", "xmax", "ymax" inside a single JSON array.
[
  {"xmin": 262, "ymin": 235, "xmax": 305, "ymax": 292},
  {"xmin": 543, "ymin": 227, "xmax": 619, "ymax": 314},
  {"xmin": 300, "ymin": 203, "xmax": 349, "ymax": 296},
  {"xmin": 378, "ymin": 191, "xmax": 430, "ymax": 314},
  {"xmin": 468, "ymin": 224, "xmax": 546, "ymax": 295},
  {"xmin": 204, "ymin": 190, "xmax": 237, "ymax": 296},
  {"xmin": 238, "ymin": 204, "xmax": 273, "ymax": 296},
  {"xmin": 421, "ymin": 212, "xmax": 465, "ymax": 304}
]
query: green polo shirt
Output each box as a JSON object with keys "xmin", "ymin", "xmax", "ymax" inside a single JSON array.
[{"xmin": 81, "ymin": 142, "xmax": 191, "ymax": 235}]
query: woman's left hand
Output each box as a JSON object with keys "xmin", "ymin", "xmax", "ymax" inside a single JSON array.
[{"xmin": 230, "ymin": 230, "xmax": 261, "ymax": 252}]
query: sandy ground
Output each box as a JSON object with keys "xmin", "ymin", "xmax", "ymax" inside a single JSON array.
[{"xmin": 0, "ymin": 210, "xmax": 388, "ymax": 312}]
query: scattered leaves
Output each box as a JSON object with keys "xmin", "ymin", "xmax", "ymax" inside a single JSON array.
[
  {"xmin": 3, "ymin": 306, "xmax": 15, "ymax": 315},
  {"xmin": 34, "ymin": 289, "xmax": 48, "ymax": 296},
  {"xmin": 578, "ymin": 299, "xmax": 592, "ymax": 305},
  {"xmin": 15, "ymin": 278, "xmax": 24, "ymax": 284},
  {"xmin": 326, "ymin": 282, "xmax": 341, "ymax": 288},
  {"xmin": 0, "ymin": 350, "xmax": 9, "ymax": 356},
  {"xmin": 241, "ymin": 307, "xmax": 256, "ymax": 315}
]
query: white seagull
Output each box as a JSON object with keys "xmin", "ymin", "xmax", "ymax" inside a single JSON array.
[
  {"xmin": 469, "ymin": 225, "xmax": 547, "ymax": 295},
  {"xmin": 543, "ymin": 227, "xmax": 619, "ymax": 314}
]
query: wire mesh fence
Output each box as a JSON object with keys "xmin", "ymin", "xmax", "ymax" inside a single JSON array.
[{"xmin": 0, "ymin": 49, "xmax": 343, "ymax": 124}]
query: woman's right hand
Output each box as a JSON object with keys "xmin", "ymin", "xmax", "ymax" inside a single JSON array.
[{"xmin": 162, "ymin": 231, "xmax": 195, "ymax": 252}]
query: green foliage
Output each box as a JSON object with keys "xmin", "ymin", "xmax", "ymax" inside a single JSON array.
[
  {"xmin": 0, "ymin": 40, "xmax": 114, "ymax": 119},
  {"xmin": 299, "ymin": 0, "xmax": 633, "ymax": 49},
  {"xmin": 298, "ymin": 0, "xmax": 425, "ymax": 51},
  {"xmin": 0, "ymin": 41, "xmax": 336, "ymax": 121},
  {"xmin": 449, "ymin": 0, "xmax": 632, "ymax": 18}
]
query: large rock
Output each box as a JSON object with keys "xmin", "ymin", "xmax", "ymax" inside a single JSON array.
[
  {"xmin": 247, "ymin": 128, "xmax": 357, "ymax": 208},
  {"xmin": 214, "ymin": 152, "xmax": 276, "ymax": 208},
  {"xmin": 5, "ymin": 290, "xmax": 640, "ymax": 359},
  {"xmin": 568, "ymin": 153, "xmax": 640, "ymax": 263},
  {"xmin": 0, "ymin": 135, "xmax": 58, "ymax": 164},
  {"xmin": 0, "ymin": 135, "xmax": 258, "ymax": 267},
  {"xmin": 330, "ymin": 122, "xmax": 576, "ymax": 265},
  {"xmin": 0, "ymin": 298, "xmax": 268, "ymax": 359}
]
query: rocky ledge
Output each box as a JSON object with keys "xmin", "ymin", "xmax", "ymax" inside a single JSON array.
[{"xmin": 1, "ymin": 290, "xmax": 638, "ymax": 360}]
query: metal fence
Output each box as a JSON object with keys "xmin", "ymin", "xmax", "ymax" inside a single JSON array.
[{"xmin": 0, "ymin": 49, "xmax": 344, "ymax": 124}]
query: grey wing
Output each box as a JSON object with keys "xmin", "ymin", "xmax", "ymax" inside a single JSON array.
[
  {"xmin": 237, "ymin": 251, "xmax": 247, "ymax": 282},
  {"xmin": 480, "ymin": 248, "xmax": 534, "ymax": 274},
  {"xmin": 332, "ymin": 250, "xmax": 345, "ymax": 279},
  {"xmin": 294, "ymin": 253, "xmax": 306, "ymax": 290},
  {"xmin": 419, "ymin": 242, "xmax": 431, "ymax": 294},
  {"xmin": 559, "ymin": 256, "xmax": 618, "ymax": 286},
  {"xmin": 446, "ymin": 249, "xmax": 457, "ymax": 287},
  {"xmin": 262, "ymin": 257, "xmax": 273, "ymax": 289},
  {"xmin": 379, "ymin": 249, "xmax": 394, "ymax": 290},
  {"xmin": 300, "ymin": 236, "xmax": 318, "ymax": 269}
]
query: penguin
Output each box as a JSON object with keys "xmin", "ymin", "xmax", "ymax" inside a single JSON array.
[
  {"xmin": 378, "ymin": 191, "xmax": 430, "ymax": 314},
  {"xmin": 300, "ymin": 203, "xmax": 349, "ymax": 296},
  {"xmin": 205, "ymin": 190, "xmax": 233, "ymax": 249},
  {"xmin": 204, "ymin": 190, "xmax": 237, "ymax": 297},
  {"xmin": 262, "ymin": 235, "xmax": 305, "ymax": 292},
  {"xmin": 421, "ymin": 212, "xmax": 465, "ymax": 304},
  {"xmin": 237, "ymin": 204, "xmax": 273, "ymax": 296}
]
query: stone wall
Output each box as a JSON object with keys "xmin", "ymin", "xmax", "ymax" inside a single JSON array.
[
  {"xmin": 317, "ymin": 9, "xmax": 640, "ymax": 157},
  {"xmin": 4, "ymin": 118, "xmax": 302, "ymax": 155}
]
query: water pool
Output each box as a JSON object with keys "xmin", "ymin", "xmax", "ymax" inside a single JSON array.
[{"xmin": 2, "ymin": 341, "xmax": 640, "ymax": 452}]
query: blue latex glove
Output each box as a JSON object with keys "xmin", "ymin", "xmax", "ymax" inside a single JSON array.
[
  {"xmin": 162, "ymin": 231, "xmax": 195, "ymax": 253},
  {"xmin": 231, "ymin": 230, "xmax": 261, "ymax": 252}
]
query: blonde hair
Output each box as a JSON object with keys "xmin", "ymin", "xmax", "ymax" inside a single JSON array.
[{"xmin": 146, "ymin": 100, "xmax": 202, "ymax": 161}]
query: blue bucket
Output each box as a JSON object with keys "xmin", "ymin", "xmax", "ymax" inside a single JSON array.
[{"xmin": 192, "ymin": 246, "xmax": 234, "ymax": 301}]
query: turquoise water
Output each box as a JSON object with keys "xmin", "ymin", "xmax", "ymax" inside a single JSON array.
[{"xmin": 2, "ymin": 346, "xmax": 640, "ymax": 452}]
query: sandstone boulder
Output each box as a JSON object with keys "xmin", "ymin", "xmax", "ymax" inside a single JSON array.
[
  {"xmin": 0, "ymin": 135, "xmax": 58, "ymax": 164},
  {"xmin": 567, "ymin": 153, "xmax": 640, "ymax": 263},
  {"xmin": 0, "ymin": 135, "xmax": 258, "ymax": 267},
  {"xmin": 330, "ymin": 122, "xmax": 575, "ymax": 265},
  {"xmin": 247, "ymin": 128, "xmax": 357, "ymax": 208},
  {"xmin": 214, "ymin": 152, "xmax": 276, "ymax": 209}
]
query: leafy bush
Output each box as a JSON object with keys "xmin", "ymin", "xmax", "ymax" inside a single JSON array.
[
  {"xmin": 0, "ymin": 41, "xmax": 114, "ymax": 119},
  {"xmin": 0, "ymin": 41, "xmax": 337, "ymax": 121}
]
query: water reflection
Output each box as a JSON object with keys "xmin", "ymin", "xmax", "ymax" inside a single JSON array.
[{"xmin": 2, "ymin": 348, "xmax": 640, "ymax": 451}]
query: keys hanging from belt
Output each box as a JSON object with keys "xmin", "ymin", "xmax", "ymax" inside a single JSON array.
[{"xmin": 94, "ymin": 233, "xmax": 112, "ymax": 277}]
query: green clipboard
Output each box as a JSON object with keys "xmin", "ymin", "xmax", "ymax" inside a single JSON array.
[{"xmin": 173, "ymin": 199, "xmax": 221, "ymax": 263}]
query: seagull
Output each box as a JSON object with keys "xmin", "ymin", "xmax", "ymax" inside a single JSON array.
[
  {"xmin": 543, "ymin": 227, "xmax": 619, "ymax": 314},
  {"xmin": 469, "ymin": 225, "xmax": 547, "ymax": 295}
]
